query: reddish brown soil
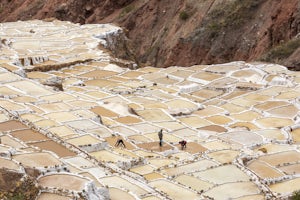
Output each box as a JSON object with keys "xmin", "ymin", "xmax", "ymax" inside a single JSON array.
[{"xmin": 0, "ymin": 0, "xmax": 299, "ymax": 69}]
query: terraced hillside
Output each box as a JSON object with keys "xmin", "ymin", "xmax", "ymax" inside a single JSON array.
[{"xmin": 0, "ymin": 20, "xmax": 300, "ymax": 199}]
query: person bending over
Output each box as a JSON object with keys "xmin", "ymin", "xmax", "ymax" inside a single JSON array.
[
  {"xmin": 179, "ymin": 140, "xmax": 187, "ymax": 150},
  {"xmin": 115, "ymin": 138, "xmax": 126, "ymax": 148}
]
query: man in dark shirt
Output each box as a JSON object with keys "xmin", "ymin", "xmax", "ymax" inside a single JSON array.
[{"xmin": 158, "ymin": 129, "xmax": 163, "ymax": 147}]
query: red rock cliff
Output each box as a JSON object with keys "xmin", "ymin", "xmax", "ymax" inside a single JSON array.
[{"xmin": 0, "ymin": 0, "xmax": 299, "ymax": 69}]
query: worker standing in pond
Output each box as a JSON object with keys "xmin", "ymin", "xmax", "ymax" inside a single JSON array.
[{"xmin": 158, "ymin": 129, "xmax": 163, "ymax": 147}]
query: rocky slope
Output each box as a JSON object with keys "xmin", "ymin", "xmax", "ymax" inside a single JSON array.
[
  {"xmin": 0, "ymin": 0, "xmax": 299, "ymax": 69},
  {"xmin": 0, "ymin": 168, "xmax": 40, "ymax": 200}
]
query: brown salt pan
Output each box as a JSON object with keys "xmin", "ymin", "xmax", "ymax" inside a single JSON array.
[
  {"xmin": 11, "ymin": 129, "xmax": 48, "ymax": 142},
  {"xmin": 175, "ymin": 142, "xmax": 207, "ymax": 154},
  {"xmin": 38, "ymin": 174, "xmax": 87, "ymax": 191},
  {"xmin": 198, "ymin": 125, "xmax": 227, "ymax": 133},
  {"xmin": 105, "ymin": 136, "xmax": 135, "ymax": 150},
  {"xmin": 279, "ymin": 163, "xmax": 300, "ymax": 175},
  {"xmin": 115, "ymin": 116, "xmax": 142, "ymax": 124},
  {"xmin": 31, "ymin": 140, "xmax": 76, "ymax": 157},
  {"xmin": 109, "ymin": 188, "xmax": 135, "ymax": 200},
  {"xmin": 137, "ymin": 141, "xmax": 173, "ymax": 152},
  {"xmin": 0, "ymin": 120, "xmax": 27, "ymax": 132},
  {"xmin": 91, "ymin": 106, "xmax": 118, "ymax": 117}
]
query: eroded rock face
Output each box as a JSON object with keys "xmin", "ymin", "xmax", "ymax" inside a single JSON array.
[{"xmin": 0, "ymin": 0, "xmax": 299, "ymax": 68}]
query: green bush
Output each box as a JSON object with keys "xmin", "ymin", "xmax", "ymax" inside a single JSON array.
[
  {"xmin": 179, "ymin": 11, "xmax": 189, "ymax": 21},
  {"xmin": 261, "ymin": 38, "xmax": 300, "ymax": 62},
  {"xmin": 291, "ymin": 190, "xmax": 300, "ymax": 200},
  {"xmin": 10, "ymin": 193, "xmax": 26, "ymax": 200},
  {"xmin": 119, "ymin": 4, "xmax": 135, "ymax": 18}
]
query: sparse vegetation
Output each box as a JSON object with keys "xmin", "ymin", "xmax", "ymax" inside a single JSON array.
[
  {"xmin": 290, "ymin": 190, "xmax": 300, "ymax": 200},
  {"xmin": 8, "ymin": 192, "xmax": 26, "ymax": 200},
  {"xmin": 261, "ymin": 38, "xmax": 300, "ymax": 63},
  {"xmin": 0, "ymin": 173, "xmax": 40, "ymax": 200},
  {"xmin": 179, "ymin": 10, "xmax": 189, "ymax": 21},
  {"xmin": 258, "ymin": 147, "xmax": 267, "ymax": 153},
  {"xmin": 119, "ymin": 4, "xmax": 135, "ymax": 18},
  {"xmin": 26, "ymin": 0, "xmax": 44, "ymax": 12},
  {"xmin": 207, "ymin": 22, "xmax": 222, "ymax": 38},
  {"xmin": 206, "ymin": 0, "xmax": 264, "ymax": 38}
]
